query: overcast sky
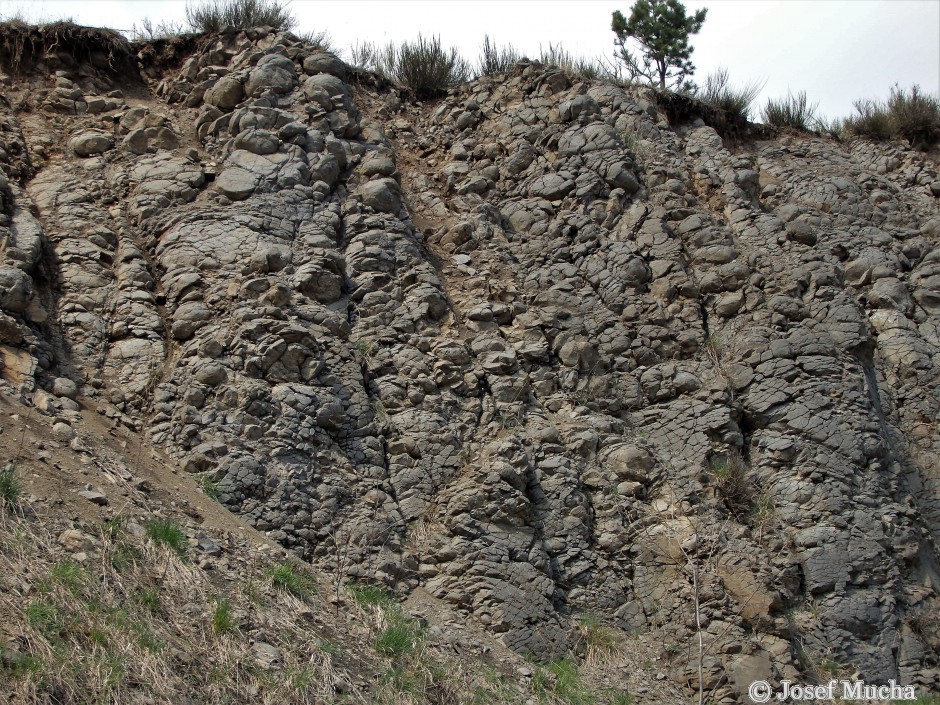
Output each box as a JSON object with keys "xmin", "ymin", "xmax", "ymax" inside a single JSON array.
[{"xmin": 3, "ymin": 0, "xmax": 938, "ymax": 121}]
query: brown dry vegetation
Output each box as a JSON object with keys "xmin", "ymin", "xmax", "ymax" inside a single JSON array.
[{"xmin": 0, "ymin": 20, "xmax": 134, "ymax": 76}]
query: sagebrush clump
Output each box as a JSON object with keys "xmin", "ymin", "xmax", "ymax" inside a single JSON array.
[
  {"xmin": 391, "ymin": 35, "xmax": 471, "ymax": 99},
  {"xmin": 762, "ymin": 90, "xmax": 818, "ymax": 131},
  {"xmin": 185, "ymin": 0, "xmax": 295, "ymax": 33},
  {"xmin": 477, "ymin": 35, "xmax": 521, "ymax": 77},
  {"xmin": 843, "ymin": 84, "xmax": 940, "ymax": 149}
]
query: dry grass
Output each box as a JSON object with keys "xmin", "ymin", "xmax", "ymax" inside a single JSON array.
[
  {"xmin": 0, "ymin": 508, "xmax": 345, "ymax": 704},
  {"xmin": 0, "ymin": 504, "xmax": 560, "ymax": 705},
  {"xmin": 574, "ymin": 617, "xmax": 690, "ymax": 705}
]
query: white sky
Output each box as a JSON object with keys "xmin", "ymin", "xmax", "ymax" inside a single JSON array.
[{"xmin": 2, "ymin": 0, "xmax": 938, "ymax": 121}]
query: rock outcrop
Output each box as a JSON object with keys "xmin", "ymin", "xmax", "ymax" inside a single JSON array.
[{"xmin": 1, "ymin": 25, "xmax": 938, "ymax": 701}]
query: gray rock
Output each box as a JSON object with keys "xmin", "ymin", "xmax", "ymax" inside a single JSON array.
[
  {"xmin": 0, "ymin": 266, "xmax": 32, "ymax": 314},
  {"xmin": 245, "ymin": 60, "xmax": 297, "ymax": 97},
  {"xmin": 216, "ymin": 167, "xmax": 260, "ymax": 200},
  {"xmin": 147, "ymin": 127, "xmax": 180, "ymax": 151},
  {"xmin": 78, "ymin": 490, "xmax": 108, "ymax": 506},
  {"xmin": 123, "ymin": 129, "xmax": 149, "ymax": 155},
  {"xmin": 70, "ymin": 132, "xmax": 114, "ymax": 157},
  {"xmin": 528, "ymin": 173, "xmax": 574, "ymax": 200},
  {"xmin": 52, "ymin": 377, "xmax": 78, "ymax": 399},
  {"xmin": 302, "ymin": 51, "xmax": 346, "ymax": 78},
  {"xmin": 204, "ymin": 77, "xmax": 245, "ymax": 110},
  {"xmin": 358, "ymin": 178, "xmax": 401, "ymax": 213},
  {"xmin": 234, "ymin": 129, "xmax": 280, "ymax": 155}
]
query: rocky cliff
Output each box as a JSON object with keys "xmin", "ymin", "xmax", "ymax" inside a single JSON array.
[{"xmin": 1, "ymin": 25, "xmax": 939, "ymax": 702}]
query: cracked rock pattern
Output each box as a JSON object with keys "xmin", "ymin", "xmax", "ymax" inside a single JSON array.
[{"xmin": 1, "ymin": 28, "xmax": 939, "ymax": 701}]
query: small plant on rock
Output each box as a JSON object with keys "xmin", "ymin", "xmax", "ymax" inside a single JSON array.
[
  {"xmin": 708, "ymin": 451, "xmax": 753, "ymax": 514},
  {"xmin": 199, "ymin": 474, "xmax": 220, "ymax": 500}
]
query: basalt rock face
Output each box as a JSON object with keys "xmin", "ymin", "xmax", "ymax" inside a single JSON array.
[{"xmin": 1, "ymin": 27, "xmax": 939, "ymax": 700}]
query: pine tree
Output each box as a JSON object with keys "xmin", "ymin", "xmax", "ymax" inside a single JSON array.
[{"xmin": 612, "ymin": 0, "xmax": 708, "ymax": 91}]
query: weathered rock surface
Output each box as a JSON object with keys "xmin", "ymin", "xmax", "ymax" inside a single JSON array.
[{"xmin": 1, "ymin": 29, "xmax": 939, "ymax": 701}]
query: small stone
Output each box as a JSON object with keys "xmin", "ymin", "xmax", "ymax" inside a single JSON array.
[
  {"xmin": 196, "ymin": 537, "xmax": 222, "ymax": 556},
  {"xmin": 77, "ymin": 490, "xmax": 108, "ymax": 506},
  {"xmin": 251, "ymin": 642, "xmax": 283, "ymax": 669},
  {"xmin": 58, "ymin": 529, "xmax": 94, "ymax": 552}
]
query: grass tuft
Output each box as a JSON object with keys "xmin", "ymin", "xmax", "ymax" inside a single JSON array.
[
  {"xmin": 577, "ymin": 611, "xmax": 619, "ymax": 655},
  {"xmin": 708, "ymin": 451, "xmax": 753, "ymax": 514},
  {"xmin": 349, "ymin": 581, "xmax": 396, "ymax": 609},
  {"xmin": 539, "ymin": 43, "xmax": 614, "ymax": 82},
  {"xmin": 128, "ymin": 16, "xmax": 186, "ymax": 41},
  {"xmin": 295, "ymin": 29, "xmax": 332, "ymax": 52},
  {"xmin": 762, "ymin": 90, "xmax": 818, "ymax": 130},
  {"xmin": 267, "ymin": 561, "xmax": 316, "ymax": 599},
  {"xmin": 532, "ymin": 657, "xmax": 595, "ymax": 704},
  {"xmin": 211, "ymin": 598, "xmax": 237, "ymax": 635},
  {"xmin": 145, "ymin": 519, "xmax": 188, "ymax": 557},
  {"xmin": 374, "ymin": 617, "xmax": 424, "ymax": 658},
  {"xmin": 695, "ymin": 68, "xmax": 763, "ymax": 123},
  {"xmin": 0, "ymin": 462, "xmax": 22, "ymax": 508}
]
